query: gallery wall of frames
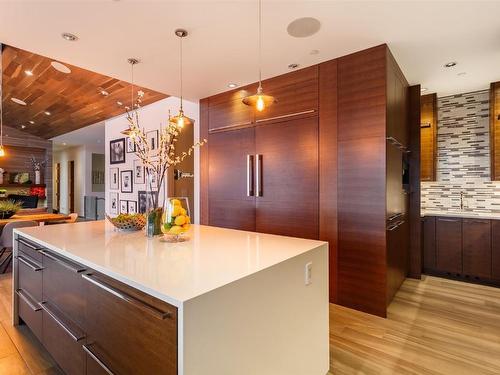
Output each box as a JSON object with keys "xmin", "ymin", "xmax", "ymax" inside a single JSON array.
[{"xmin": 105, "ymin": 96, "xmax": 200, "ymax": 217}]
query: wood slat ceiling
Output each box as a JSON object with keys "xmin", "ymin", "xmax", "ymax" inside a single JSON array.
[{"xmin": 1, "ymin": 45, "xmax": 168, "ymax": 139}]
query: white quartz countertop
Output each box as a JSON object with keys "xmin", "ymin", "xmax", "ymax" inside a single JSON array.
[
  {"xmin": 422, "ymin": 210, "xmax": 500, "ymax": 220},
  {"xmin": 15, "ymin": 221, "xmax": 326, "ymax": 307}
]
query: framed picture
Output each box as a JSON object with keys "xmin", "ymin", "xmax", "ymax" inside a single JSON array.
[
  {"xmin": 126, "ymin": 137, "xmax": 136, "ymax": 153},
  {"xmin": 138, "ymin": 191, "xmax": 154, "ymax": 213},
  {"xmin": 133, "ymin": 159, "xmax": 145, "ymax": 184},
  {"xmin": 109, "ymin": 192, "xmax": 119, "ymax": 215},
  {"xmin": 119, "ymin": 200, "xmax": 128, "ymax": 214},
  {"xmin": 128, "ymin": 201, "xmax": 138, "ymax": 215},
  {"xmin": 109, "ymin": 168, "xmax": 119, "ymax": 190},
  {"xmin": 120, "ymin": 170, "xmax": 133, "ymax": 193},
  {"xmin": 147, "ymin": 130, "xmax": 159, "ymax": 150},
  {"xmin": 110, "ymin": 138, "xmax": 126, "ymax": 164}
]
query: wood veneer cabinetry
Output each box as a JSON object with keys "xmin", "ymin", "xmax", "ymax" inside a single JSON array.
[
  {"xmin": 436, "ymin": 217, "xmax": 462, "ymax": 274},
  {"xmin": 490, "ymin": 82, "xmax": 500, "ymax": 180},
  {"xmin": 420, "ymin": 93, "xmax": 437, "ymax": 181},
  {"xmin": 492, "ymin": 220, "xmax": 500, "ymax": 280},
  {"xmin": 463, "ymin": 219, "xmax": 491, "ymax": 279},
  {"xmin": 14, "ymin": 236, "xmax": 178, "ymax": 375}
]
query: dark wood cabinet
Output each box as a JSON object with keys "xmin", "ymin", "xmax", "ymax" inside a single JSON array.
[
  {"xmin": 208, "ymin": 86, "xmax": 256, "ymax": 132},
  {"xmin": 463, "ymin": 219, "xmax": 491, "ymax": 279},
  {"xmin": 436, "ymin": 217, "xmax": 462, "ymax": 274},
  {"xmin": 420, "ymin": 94, "xmax": 437, "ymax": 181},
  {"xmin": 491, "ymin": 220, "xmax": 500, "ymax": 280},
  {"xmin": 422, "ymin": 216, "xmax": 436, "ymax": 270},
  {"xmin": 255, "ymin": 116, "xmax": 319, "ymax": 239},
  {"xmin": 208, "ymin": 127, "xmax": 256, "ymax": 231}
]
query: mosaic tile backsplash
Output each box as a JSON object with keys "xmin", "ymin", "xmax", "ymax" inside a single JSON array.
[{"xmin": 421, "ymin": 89, "xmax": 500, "ymax": 214}]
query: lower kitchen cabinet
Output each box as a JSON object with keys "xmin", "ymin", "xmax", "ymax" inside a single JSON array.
[
  {"xmin": 436, "ymin": 217, "xmax": 462, "ymax": 274},
  {"xmin": 463, "ymin": 219, "xmax": 491, "ymax": 279},
  {"xmin": 422, "ymin": 216, "xmax": 436, "ymax": 271},
  {"xmin": 492, "ymin": 221, "xmax": 500, "ymax": 280}
]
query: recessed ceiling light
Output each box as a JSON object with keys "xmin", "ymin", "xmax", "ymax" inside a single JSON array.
[
  {"xmin": 24, "ymin": 70, "xmax": 33, "ymax": 76},
  {"xmin": 457, "ymin": 72, "xmax": 467, "ymax": 76},
  {"xmin": 51, "ymin": 61, "xmax": 71, "ymax": 74},
  {"xmin": 100, "ymin": 90, "xmax": 109, "ymax": 96},
  {"xmin": 29, "ymin": 120, "xmax": 35, "ymax": 124},
  {"xmin": 21, "ymin": 125, "xmax": 26, "ymax": 129},
  {"xmin": 11, "ymin": 97, "xmax": 27, "ymax": 106},
  {"xmin": 117, "ymin": 101, "xmax": 123, "ymax": 106},
  {"xmin": 61, "ymin": 32, "xmax": 78, "ymax": 42},
  {"xmin": 288, "ymin": 63, "xmax": 300, "ymax": 69},
  {"xmin": 287, "ymin": 17, "xmax": 321, "ymax": 38},
  {"xmin": 444, "ymin": 61, "xmax": 457, "ymax": 68},
  {"xmin": 421, "ymin": 87, "xmax": 428, "ymax": 93},
  {"xmin": 44, "ymin": 111, "xmax": 51, "ymax": 116},
  {"xmin": 227, "ymin": 83, "xmax": 238, "ymax": 88},
  {"xmin": 310, "ymin": 49, "xmax": 319, "ymax": 55}
]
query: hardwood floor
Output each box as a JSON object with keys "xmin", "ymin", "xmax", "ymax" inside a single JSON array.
[
  {"xmin": 1, "ymin": 273, "xmax": 500, "ymax": 374},
  {"xmin": 331, "ymin": 275, "xmax": 500, "ymax": 374}
]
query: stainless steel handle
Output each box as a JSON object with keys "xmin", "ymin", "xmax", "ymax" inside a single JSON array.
[
  {"xmin": 16, "ymin": 289, "xmax": 41, "ymax": 311},
  {"xmin": 39, "ymin": 250, "xmax": 86, "ymax": 273},
  {"xmin": 82, "ymin": 274, "xmax": 171, "ymax": 320},
  {"xmin": 437, "ymin": 218, "xmax": 460, "ymax": 222},
  {"xmin": 387, "ymin": 220, "xmax": 405, "ymax": 231},
  {"xmin": 388, "ymin": 213, "xmax": 404, "ymax": 221},
  {"xmin": 83, "ymin": 344, "xmax": 115, "ymax": 375},
  {"xmin": 255, "ymin": 109, "xmax": 316, "ymax": 123},
  {"xmin": 16, "ymin": 238, "xmax": 41, "ymax": 251},
  {"xmin": 255, "ymin": 154, "xmax": 263, "ymax": 197},
  {"xmin": 246, "ymin": 155, "xmax": 254, "ymax": 197},
  {"xmin": 464, "ymin": 219, "xmax": 490, "ymax": 224},
  {"xmin": 16, "ymin": 255, "xmax": 43, "ymax": 271},
  {"xmin": 39, "ymin": 302, "xmax": 85, "ymax": 341}
]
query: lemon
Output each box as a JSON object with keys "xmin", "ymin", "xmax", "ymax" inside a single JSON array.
[
  {"xmin": 174, "ymin": 215, "xmax": 186, "ymax": 226},
  {"xmin": 180, "ymin": 207, "xmax": 187, "ymax": 216},
  {"xmin": 185, "ymin": 216, "xmax": 191, "ymax": 224},
  {"xmin": 182, "ymin": 223, "xmax": 190, "ymax": 230},
  {"xmin": 169, "ymin": 225, "xmax": 183, "ymax": 235},
  {"xmin": 171, "ymin": 205, "xmax": 182, "ymax": 216},
  {"xmin": 171, "ymin": 199, "xmax": 181, "ymax": 206}
]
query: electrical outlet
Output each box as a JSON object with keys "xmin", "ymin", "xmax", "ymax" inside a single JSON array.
[{"xmin": 305, "ymin": 262, "xmax": 312, "ymax": 285}]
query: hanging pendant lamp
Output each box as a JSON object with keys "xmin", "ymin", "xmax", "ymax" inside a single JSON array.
[
  {"xmin": 0, "ymin": 43, "xmax": 5, "ymax": 157},
  {"xmin": 242, "ymin": 0, "xmax": 276, "ymax": 111},
  {"xmin": 170, "ymin": 29, "xmax": 193, "ymax": 129},
  {"xmin": 121, "ymin": 58, "xmax": 140, "ymax": 137}
]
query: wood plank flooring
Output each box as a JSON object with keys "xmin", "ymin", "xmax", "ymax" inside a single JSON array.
[{"xmin": 0, "ymin": 273, "xmax": 499, "ymax": 374}]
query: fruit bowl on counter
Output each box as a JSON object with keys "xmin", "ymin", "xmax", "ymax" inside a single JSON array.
[
  {"xmin": 106, "ymin": 213, "xmax": 146, "ymax": 231},
  {"xmin": 161, "ymin": 197, "xmax": 191, "ymax": 242}
]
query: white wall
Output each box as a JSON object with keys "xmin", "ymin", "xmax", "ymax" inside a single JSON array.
[
  {"xmin": 105, "ymin": 97, "xmax": 200, "ymax": 220},
  {"xmin": 53, "ymin": 144, "xmax": 105, "ymax": 216}
]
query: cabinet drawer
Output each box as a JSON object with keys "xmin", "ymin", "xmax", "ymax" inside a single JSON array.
[
  {"xmin": 84, "ymin": 272, "xmax": 177, "ymax": 375},
  {"xmin": 17, "ymin": 289, "xmax": 42, "ymax": 341},
  {"xmin": 17, "ymin": 253, "xmax": 43, "ymax": 302},
  {"xmin": 84, "ymin": 344, "xmax": 115, "ymax": 375},
  {"xmin": 16, "ymin": 237, "xmax": 43, "ymax": 263},
  {"xmin": 42, "ymin": 249, "xmax": 87, "ymax": 328},
  {"xmin": 41, "ymin": 301, "xmax": 85, "ymax": 375}
]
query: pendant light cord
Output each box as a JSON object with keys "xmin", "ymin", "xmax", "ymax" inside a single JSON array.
[
  {"xmin": 258, "ymin": 0, "xmax": 262, "ymax": 89},
  {"xmin": 130, "ymin": 61, "xmax": 134, "ymax": 108},
  {"xmin": 179, "ymin": 34, "xmax": 183, "ymax": 110}
]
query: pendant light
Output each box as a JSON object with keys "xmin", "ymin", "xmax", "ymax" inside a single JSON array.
[
  {"xmin": 242, "ymin": 0, "xmax": 276, "ymax": 111},
  {"xmin": 121, "ymin": 58, "xmax": 140, "ymax": 137},
  {"xmin": 170, "ymin": 29, "xmax": 193, "ymax": 129},
  {"xmin": 0, "ymin": 43, "xmax": 5, "ymax": 157}
]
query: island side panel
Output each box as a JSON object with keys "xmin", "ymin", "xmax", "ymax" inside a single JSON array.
[
  {"xmin": 12, "ymin": 232, "xmax": 19, "ymax": 326},
  {"xmin": 182, "ymin": 244, "xmax": 329, "ymax": 375}
]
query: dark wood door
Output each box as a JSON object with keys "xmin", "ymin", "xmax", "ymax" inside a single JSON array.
[
  {"xmin": 436, "ymin": 217, "xmax": 462, "ymax": 274},
  {"xmin": 208, "ymin": 128, "xmax": 256, "ymax": 231},
  {"xmin": 255, "ymin": 116, "xmax": 319, "ymax": 239},
  {"xmin": 492, "ymin": 220, "xmax": 500, "ymax": 280},
  {"xmin": 422, "ymin": 216, "xmax": 436, "ymax": 271},
  {"xmin": 463, "ymin": 219, "xmax": 491, "ymax": 278},
  {"xmin": 69, "ymin": 160, "xmax": 75, "ymax": 213}
]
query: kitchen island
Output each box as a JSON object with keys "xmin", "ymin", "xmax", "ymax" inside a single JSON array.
[{"xmin": 12, "ymin": 221, "xmax": 329, "ymax": 375}]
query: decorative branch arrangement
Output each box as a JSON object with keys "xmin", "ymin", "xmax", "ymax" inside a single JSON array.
[
  {"xmin": 27, "ymin": 155, "xmax": 47, "ymax": 171},
  {"xmin": 124, "ymin": 91, "xmax": 206, "ymax": 208}
]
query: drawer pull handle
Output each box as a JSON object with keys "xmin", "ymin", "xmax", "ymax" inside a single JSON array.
[
  {"xmin": 387, "ymin": 220, "xmax": 405, "ymax": 231},
  {"xmin": 255, "ymin": 109, "xmax": 316, "ymax": 123},
  {"xmin": 437, "ymin": 218, "xmax": 460, "ymax": 222},
  {"xmin": 83, "ymin": 344, "xmax": 115, "ymax": 375},
  {"xmin": 39, "ymin": 302, "xmax": 85, "ymax": 342},
  {"xmin": 16, "ymin": 289, "xmax": 41, "ymax": 312},
  {"xmin": 16, "ymin": 238, "xmax": 41, "ymax": 251},
  {"xmin": 39, "ymin": 250, "xmax": 86, "ymax": 273},
  {"xmin": 16, "ymin": 255, "xmax": 43, "ymax": 271},
  {"xmin": 82, "ymin": 274, "xmax": 172, "ymax": 320}
]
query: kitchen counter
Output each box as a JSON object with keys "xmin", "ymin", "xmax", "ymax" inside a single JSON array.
[
  {"xmin": 13, "ymin": 221, "xmax": 330, "ymax": 375},
  {"xmin": 422, "ymin": 210, "xmax": 500, "ymax": 220}
]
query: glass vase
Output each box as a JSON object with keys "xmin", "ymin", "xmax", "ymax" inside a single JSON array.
[
  {"xmin": 161, "ymin": 197, "xmax": 191, "ymax": 242},
  {"xmin": 145, "ymin": 172, "xmax": 164, "ymax": 238}
]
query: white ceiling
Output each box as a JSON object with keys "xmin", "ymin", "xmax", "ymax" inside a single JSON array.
[
  {"xmin": 52, "ymin": 121, "xmax": 105, "ymax": 151},
  {"xmin": 1, "ymin": 1, "xmax": 499, "ymax": 100}
]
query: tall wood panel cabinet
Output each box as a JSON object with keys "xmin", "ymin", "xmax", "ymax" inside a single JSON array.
[{"xmin": 200, "ymin": 44, "xmax": 411, "ymax": 317}]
